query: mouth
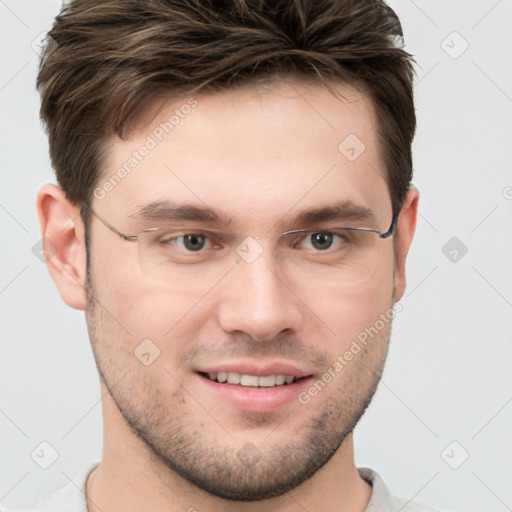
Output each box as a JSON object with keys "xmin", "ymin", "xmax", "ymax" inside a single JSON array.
[
  {"xmin": 194, "ymin": 367, "xmax": 314, "ymax": 413},
  {"xmin": 198, "ymin": 371, "xmax": 306, "ymax": 387}
]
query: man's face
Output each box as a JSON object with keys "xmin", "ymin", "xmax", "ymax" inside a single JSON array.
[{"xmin": 85, "ymin": 78, "xmax": 396, "ymax": 500}]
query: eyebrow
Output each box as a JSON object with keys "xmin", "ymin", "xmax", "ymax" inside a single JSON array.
[{"xmin": 128, "ymin": 199, "xmax": 377, "ymax": 230}]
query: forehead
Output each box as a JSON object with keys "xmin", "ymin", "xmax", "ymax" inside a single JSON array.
[{"xmin": 96, "ymin": 78, "xmax": 391, "ymax": 230}]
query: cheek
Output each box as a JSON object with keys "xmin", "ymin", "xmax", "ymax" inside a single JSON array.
[
  {"xmin": 88, "ymin": 240, "xmax": 162, "ymax": 338},
  {"xmin": 316, "ymin": 288, "xmax": 391, "ymax": 342},
  {"xmin": 296, "ymin": 246, "xmax": 394, "ymax": 353}
]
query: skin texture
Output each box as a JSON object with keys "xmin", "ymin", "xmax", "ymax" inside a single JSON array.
[{"xmin": 37, "ymin": 77, "xmax": 418, "ymax": 512}]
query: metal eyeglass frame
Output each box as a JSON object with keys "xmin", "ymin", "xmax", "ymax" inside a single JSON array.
[{"xmin": 82, "ymin": 203, "xmax": 398, "ymax": 245}]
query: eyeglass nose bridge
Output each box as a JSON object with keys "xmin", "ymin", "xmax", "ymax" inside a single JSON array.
[
  {"xmin": 250, "ymin": 234, "xmax": 280, "ymax": 242},
  {"xmin": 234, "ymin": 234, "xmax": 287, "ymax": 265}
]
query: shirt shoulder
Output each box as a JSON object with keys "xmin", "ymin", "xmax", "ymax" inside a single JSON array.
[
  {"xmin": 0, "ymin": 461, "xmax": 99, "ymax": 512},
  {"xmin": 358, "ymin": 466, "xmax": 443, "ymax": 512}
]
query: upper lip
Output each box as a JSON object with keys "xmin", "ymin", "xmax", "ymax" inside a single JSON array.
[{"xmin": 196, "ymin": 361, "xmax": 312, "ymax": 378}]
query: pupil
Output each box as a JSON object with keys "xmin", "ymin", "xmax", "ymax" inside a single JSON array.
[
  {"xmin": 311, "ymin": 232, "xmax": 332, "ymax": 250},
  {"xmin": 184, "ymin": 234, "xmax": 205, "ymax": 251}
]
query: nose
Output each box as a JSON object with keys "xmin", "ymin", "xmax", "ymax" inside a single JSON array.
[{"xmin": 216, "ymin": 237, "xmax": 304, "ymax": 341}]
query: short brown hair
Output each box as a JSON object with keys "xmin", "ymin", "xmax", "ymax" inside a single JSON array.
[{"xmin": 37, "ymin": 0, "xmax": 416, "ymax": 232}]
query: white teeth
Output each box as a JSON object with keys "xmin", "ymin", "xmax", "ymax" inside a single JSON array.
[
  {"xmin": 240, "ymin": 374, "xmax": 259, "ymax": 386},
  {"xmin": 227, "ymin": 372, "xmax": 241, "ymax": 384},
  {"xmin": 275, "ymin": 375, "xmax": 286, "ymax": 385},
  {"xmin": 258, "ymin": 375, "xmax": 276, "ymax": 387},
  {"xmin": 205, "ymin": 372, "xmax": 297, "ymax": 387}
]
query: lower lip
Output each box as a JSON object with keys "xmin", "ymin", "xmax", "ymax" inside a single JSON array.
[{"xmin": 195, "ymin": 372, "xmax": 313, "ymax": 413}]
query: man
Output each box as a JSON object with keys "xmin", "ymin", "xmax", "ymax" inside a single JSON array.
[{"xmin": 10, "ymin": 0, "xmax": 438, "ymax": 510}]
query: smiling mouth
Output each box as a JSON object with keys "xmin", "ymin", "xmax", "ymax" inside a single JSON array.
[{"xmin": 198, "ymin": 371, "xmax": 309, "ymax": 388}]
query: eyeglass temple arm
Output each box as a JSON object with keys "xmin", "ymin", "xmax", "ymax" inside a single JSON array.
[
  {"xmin": 81, "ymin": 203, "xmax": 138, "ymax": 242},
  {"xmin": 380, "ymin": 212, "xmax": 399, "ymax": 239}
]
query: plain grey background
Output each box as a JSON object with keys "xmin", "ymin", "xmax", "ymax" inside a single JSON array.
[{"xmin": 1, "ymin": 1, "xmax": 511, "ymax": 511}]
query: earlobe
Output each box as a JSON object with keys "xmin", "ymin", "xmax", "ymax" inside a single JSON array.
[
  {"xmin": 393, "ymin": 186, "xmax": 419, "ymax": 303},
  {"xmin": 36, "ymin": 184, "xmax": 88, "ymax": 310}
]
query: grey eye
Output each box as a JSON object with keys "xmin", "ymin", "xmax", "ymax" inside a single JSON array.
[
  {"xmin": 181, "ymin": 234, "xmax": 207, "ymax": 251},
  {"xmin": 161, "ymin": 233, "xmax": 213, "ymax": 252},
  {"xmin": 309, "ymin": 232, "xmax": 334, "ymax": 250}
]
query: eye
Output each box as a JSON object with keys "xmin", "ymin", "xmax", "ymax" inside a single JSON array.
[
  {"xmin": 297, "ymin": 230, "xmax": 349, "ymax": 251},
  {"xmin": 163, "ymin": 233, "xmax": 215, "ymax": 252}
]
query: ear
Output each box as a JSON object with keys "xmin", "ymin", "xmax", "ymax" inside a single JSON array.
[
  {"xmin": 393, "ymin": 186, "xmax": 419, "ymax": 302},
  {"xmin": 35, "ymin": 184, "xmax": 88, "ymax": 310}
]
